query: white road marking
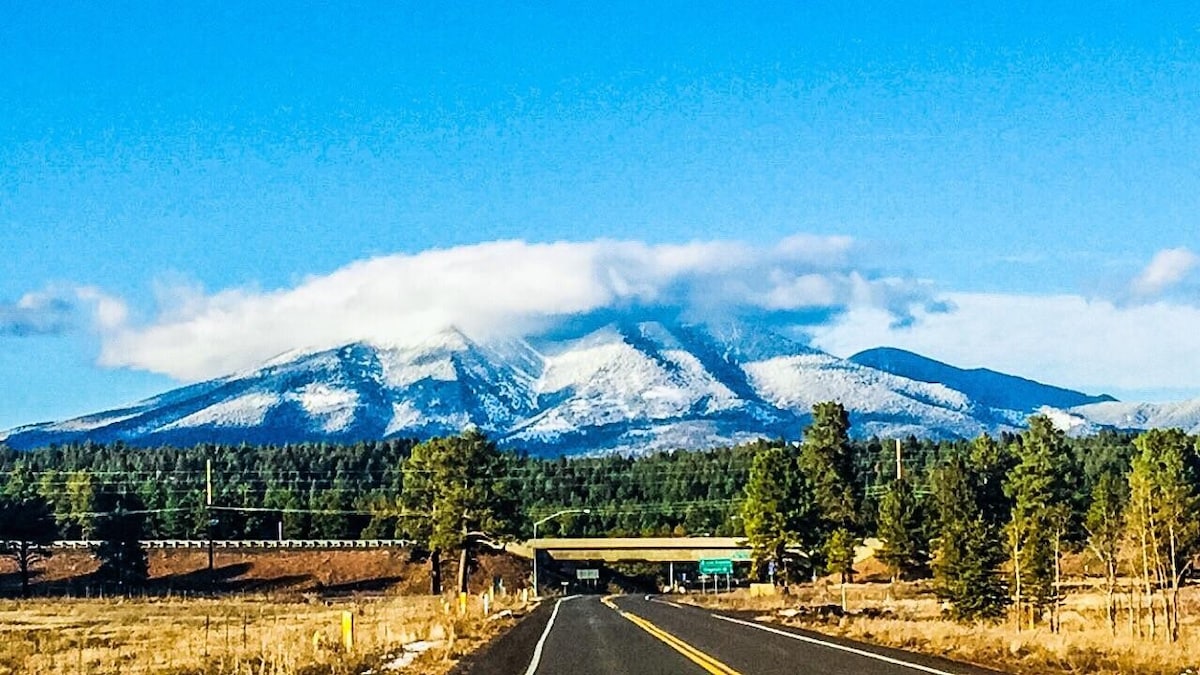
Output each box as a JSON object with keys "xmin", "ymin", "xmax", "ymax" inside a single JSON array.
[
  {"xmin": 650, "ymin": 597, "xmax": 684, "ymax": 609},
  {"xmin": 711, "ymin": 614, "xmax": 963, "ymax": 675},
  {"xmin": 523, "ymin": 595, "xmax": 580, "ymax": 675}
]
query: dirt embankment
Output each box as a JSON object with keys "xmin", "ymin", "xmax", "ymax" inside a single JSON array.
[{"xmin": 0, "ymin": 548, "xmax": 529, "ymax": 597}]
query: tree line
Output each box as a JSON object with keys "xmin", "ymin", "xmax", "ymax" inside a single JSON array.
[
  {"xmin": 2, "ymin": 407, "xmax": 1195, "ymax": 634},
  {"xmin": 740, "ymin": 403, "xmax": 1198, "ymax": 642}
]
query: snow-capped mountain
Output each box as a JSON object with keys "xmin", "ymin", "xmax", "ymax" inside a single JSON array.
[
  {"xmin": 1042, "ymin": 399, "xmax": 1200, "ymax": 436},
  {"xmin": 1, "ymin": 322, "xmax": 1127, "ymax": 455}
]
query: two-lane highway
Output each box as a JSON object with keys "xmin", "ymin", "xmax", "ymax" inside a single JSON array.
[
  {"xmin": 525, "ymin": 595, "xmax": 717, "ymax": 674},
  {"xmin": 461, "ymin": 595, "xmax": 1003, "ymax": 675}
]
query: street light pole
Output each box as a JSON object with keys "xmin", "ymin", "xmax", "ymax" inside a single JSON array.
[{"xmin": 532, "ymin": 508, "xmax": 590, "ymax": 598}]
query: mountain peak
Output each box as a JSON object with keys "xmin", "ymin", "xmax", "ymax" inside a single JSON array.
[{"xmin": 414, "ymin": 325, "xmax": 475, "ymax": 352}]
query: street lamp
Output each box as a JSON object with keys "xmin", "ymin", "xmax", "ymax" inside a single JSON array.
[{"xmin": 532, "ymin": 508, "xmax": 590, "ymax": 597}]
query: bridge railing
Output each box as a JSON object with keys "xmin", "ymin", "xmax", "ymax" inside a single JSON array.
[{"xmin": 30, "ymin": 539, "xmax": 415, "ymax": 550}]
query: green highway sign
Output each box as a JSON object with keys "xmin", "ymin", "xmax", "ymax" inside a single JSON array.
[
  {"xmin": 698, "ymin": 558, "xmax": 733, "ymax": 575},
  {"xmin": 731, "ymin": 550, "xmax": 751, "ymax": 561}
]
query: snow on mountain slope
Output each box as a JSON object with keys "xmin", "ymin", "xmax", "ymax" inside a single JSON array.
[
  {"xmin": 373, "ymin": 328, "xmax": 541, "ymax": 435},
  {"xmin": 1058, "ymin": 399, "xmax": 1200, "ymax": 435},
  {"xmin": 2, "ymin": 321, "xmax": 1126, "ymax": 455},
  {"xmin": 1037, "ymin": 406, "xmax": 1103, "ymax": 437},
  {"xmin": 160, "ymin": 392, "xmax": 281, "ymax": 430},
  {"xmin": 287, "ymin": 384, "xmax": 360, "ymax": 433},
  {"xmin": 744, "ymin": 352, "xmax": 996, "ymax": 438},
  {"xmin": 508, "ymin": 323, "xmax": 759, "ymax": 447}
]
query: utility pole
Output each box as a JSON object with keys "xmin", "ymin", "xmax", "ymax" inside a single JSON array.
[
  {"xmin": 206, "ymin": 459, "xmax": 215, "ymax": 575},
  {"xmin": 895, "ymin": 439, "xmax": 903, "ymax": 481},
  {"xmin": 458, "ymin": 509, "xmax": 470, "ymax": 598}
]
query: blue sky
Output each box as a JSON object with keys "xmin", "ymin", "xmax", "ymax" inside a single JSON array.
[{"xmin": 2, "ymin": 2, "xmax": 1200, "ymax": 429}]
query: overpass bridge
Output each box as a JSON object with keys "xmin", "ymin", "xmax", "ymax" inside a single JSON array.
[{"xmin": 510, "ymin": 537, "xmax": 752, "ymax": 563}]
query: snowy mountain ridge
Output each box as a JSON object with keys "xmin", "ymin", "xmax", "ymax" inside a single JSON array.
[{"xmin": 0, "ymin": 322, "xmax": 1174, "ymax": 455}]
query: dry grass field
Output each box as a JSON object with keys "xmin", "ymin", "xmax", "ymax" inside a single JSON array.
[
  {"xmin": 0, "ymin": 593, "xmax": 520, "ymax": 675},
  {"xmin": 687, "ymin": 582, "xmax": 1200, "ymax": 675},
  {"xmin": 0, "ymin": 548, "xmax": 531, "ymax": 674}
]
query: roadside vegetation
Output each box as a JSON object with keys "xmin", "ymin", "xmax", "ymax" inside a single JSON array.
[
  {"xmin": 0, "ymin": 594, "xmax": 516, "ymax": 675},
  {"xmin": 686, "ymin": 581, "xmax": 1200, "ymax": 675},
  {"xmin": 739, "ymin": 404, "xmax": 1198, "ymax": 636},
  {"xmin": 725, "ymin": 402, "xmax": 1200, "ymax": 674}
]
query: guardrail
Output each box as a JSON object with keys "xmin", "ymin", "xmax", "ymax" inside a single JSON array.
[{"xmin": 20, "ymin": 539, "xmax": 415, "ymax": 550}]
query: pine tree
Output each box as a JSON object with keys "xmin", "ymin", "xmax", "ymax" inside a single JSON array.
[
  {"xmin": 876, "ymin": 476, "xmax": 925, "ymax": 582},
  {"xmin": 399, "ymin": 429, "xmax": 519, "ymax": 594},
  {"xmin": 64, "ymin": 470, "xmax": 97, "ymax": 538},
  {"xmin": 799, "ymin": 402, "xmax": 858, "ymax": 530},
  {"xmin": 311, "ymin": 478, "xmax": 352, "ymax": 538},
  {"xmin": 798, "ymin": 402, "xmax": 860, "ymax": 577},
  {"xmin": 160, "ymin": 488, "xmax": 187, "ymax": 539},
  {"xmin": 1005, "ymin": 415, "xmax": 1075, "ymax": 630},
  {"xmin": 264, "ymin": 485, "xmax": 304, "ymax": 539},
  {"xmin": 968, "ymin": 434, "xmax": 1015, "ymax": 527},
  {"xmin": 824, "ymin": 526, "xmax": 857, "ymax": 583},
  {"xmin": 741, "ymin": 441, "xmax": 811, "ymax": 584},
  {"xmin": 932, "ymin": 455, "xmax": 1008, "ymax": 621},
  {"xmin": 91, "ymin": 492, "xmax": 149, "ymax": 590},
  {"xmin": 0, "ymin": 492, "xmax": 57, "ymax": 596}
]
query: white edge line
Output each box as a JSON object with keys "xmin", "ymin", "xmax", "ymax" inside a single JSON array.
[
  {"xmin": 711, "ymin": 614, "xmax": 961, "ymax": 675},
  {"xmin": 524, "ymin": 595, "xmax": 580, "ymax": 675}
]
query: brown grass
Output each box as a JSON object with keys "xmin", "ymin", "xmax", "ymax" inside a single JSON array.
[
  {"xmin": 0, "ymin": 593, "xmax": 522, "ymax": 675},
  {"xmin": 686, "ymin": 582, "xmax": 1200, "ymax": 675}
]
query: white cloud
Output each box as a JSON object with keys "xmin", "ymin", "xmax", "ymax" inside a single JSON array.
[
  {"xmin": 0, "ymin": 286, "xmax": 129, "ymax": 336},
  {"xmin": 0, "ymin": 290, "xmax": 73, "ymax": 336},
  {"xmin": 1131, "ymin": 247, "xmax": 1199, "ymax": 297},
  {"xmin": 74, "ymin": 287, "xmax": 129, "ymax": 331},
  {"xmin": 19, "ymin": 236, "xmax": 1200, "ymax": 401},
  {"xmin": 812, "ymin": 292, "xmax": 1200, "ymax": 395},
  {"xmin": 95, "ymin": 237, "xmax": 917, "ymax": 380}
]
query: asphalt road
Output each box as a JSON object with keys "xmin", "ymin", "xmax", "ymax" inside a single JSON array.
[{"xmin": 462, "ymin": 595, "xmax": 1005, "ymax": 675}]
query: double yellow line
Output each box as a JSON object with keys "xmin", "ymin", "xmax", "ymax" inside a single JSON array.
[{"xmin": 601, "ymin": 597, "xmax": 741, "ymax": 675}]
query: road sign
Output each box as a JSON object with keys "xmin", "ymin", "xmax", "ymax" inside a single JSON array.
[
  {"xmin": 698, "ymin": 558, "xmax": 733, "ymax": 575},
  {"xmin": 576, "ymin": 568, "xmax": 600, "ymax": 580},
  {"xmin": 732, "ymin": 550, "xmax": 751, "ymax": 561}
]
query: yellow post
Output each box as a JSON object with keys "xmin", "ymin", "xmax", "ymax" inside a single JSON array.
[
  {"xmin": 341, "ymin": 611, "xmax": 354, "ymax": 653},
  {"xmin": 458, "ymin": 591, "xmax": 468, "ymax": 614}
]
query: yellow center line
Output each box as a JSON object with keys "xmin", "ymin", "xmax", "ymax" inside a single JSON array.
[{"xmin": 601, "ymin": 596, "xmax": 742, "ymax": 675}]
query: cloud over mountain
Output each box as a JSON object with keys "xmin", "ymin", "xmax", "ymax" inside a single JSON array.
[{"xmin": 94, "ymin": 236, "xmax": 933, "ymax": 380}]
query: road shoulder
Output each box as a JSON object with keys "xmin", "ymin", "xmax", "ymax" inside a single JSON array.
[
  {"xmin": 449, "ymin": 600, "xmax": 555, "ymax": 675},
  {"xmin": 691, "ymin": 601, "xmax": 1006, "ymax": 675}
]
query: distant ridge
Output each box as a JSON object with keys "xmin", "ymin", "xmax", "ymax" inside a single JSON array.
[{"xmin": 849, "ymin": 347, "xmax": 1116, "ymax": 412}]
